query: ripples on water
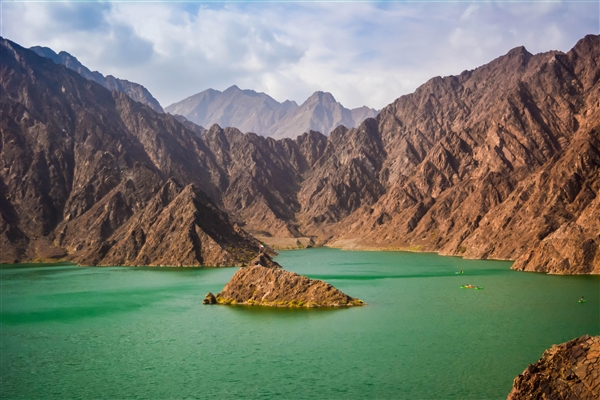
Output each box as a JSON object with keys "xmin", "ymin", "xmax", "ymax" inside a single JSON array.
[{"xmin": 1, "ymin": 249, "xmax": 598, "ymax": 399}]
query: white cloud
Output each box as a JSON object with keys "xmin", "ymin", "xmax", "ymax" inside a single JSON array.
[{"xmin": 2, "ymin": 1, "xmax": 598, "ymax": 110}]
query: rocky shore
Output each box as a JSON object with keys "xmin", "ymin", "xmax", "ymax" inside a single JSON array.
[
  {"xmin": 203, "ymin": 253, "xmax": 364, "ymax": 307},
  {"xmin": 508, "ymin": 335, "xmax": 599, "ymax": 399}
]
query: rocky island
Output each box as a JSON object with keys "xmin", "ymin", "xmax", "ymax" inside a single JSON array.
[
  {"xmin": 508, "ymin": 334, "xmax": 600, "ymax": 399},
  {"xmin": 204, "ymin": 253, "xmax": 364, "ymax": 307}
]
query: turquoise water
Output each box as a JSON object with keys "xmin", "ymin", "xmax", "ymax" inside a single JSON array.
[{"xmin": 1, "ymin": 248, "xmax": 598, "ymax": 399}]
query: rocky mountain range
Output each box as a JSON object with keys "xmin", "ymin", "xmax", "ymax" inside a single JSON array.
[
  {"xmin": 165, "ymin": 85, "xmax": 378, "ymax": 139},
  {"xmin": 326, "ymin": 36, "xmax": 600, "ymax": 275},
  {"xmin": 2, "ymin": 34, "xmax": 599, "ymax": 274},
  {"xmin": 29, "ymin": 46, "xmax": 164, "ymax": 113}
]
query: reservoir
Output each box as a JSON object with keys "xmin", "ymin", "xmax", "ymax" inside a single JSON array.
[{"xmin": 1, "ymin": 248, "xmax": 598, "ymax": 399}]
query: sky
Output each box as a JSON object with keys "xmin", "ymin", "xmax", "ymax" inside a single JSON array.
[{"xmin": 1, "ymin": 1, "xmax": 599, "ymax": 110}]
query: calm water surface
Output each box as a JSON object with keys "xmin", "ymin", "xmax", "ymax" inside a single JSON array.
[{"xmin": 1, "ymin": 248, "xmax": 598, "ymax": 399}]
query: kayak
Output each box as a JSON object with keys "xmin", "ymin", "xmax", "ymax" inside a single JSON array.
[
  {"xmin": 460, "ymin": 285, "xmax": 483, "ymax": 290},
  {"xmin": 579, "ymin": 300, "xmax": 587, "ymax": 303}
]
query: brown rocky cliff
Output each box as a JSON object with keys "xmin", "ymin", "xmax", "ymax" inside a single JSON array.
[
  {"xmin": 209, "ymin": 253, "xmax": 364, "ymax": 307},
  {"xmin": 71, "ymin": 181, "xmax": 259, "ymax": 267},
  {"xmin": 508, "ymin": 335, "xmax": 600, "ymax": 399},
  {"xmin": 201, "ymin": 124, "xmax": 307, "ymax": 237}
]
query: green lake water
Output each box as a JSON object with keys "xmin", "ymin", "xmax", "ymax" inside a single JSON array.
[{"xmin": 1, "ymin": 248, "xmax": 598, "ymax": 399}]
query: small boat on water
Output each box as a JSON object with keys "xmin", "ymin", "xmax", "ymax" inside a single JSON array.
[{"xmin": 460, "ymin": 284, "xmax": 484, "ymax": 290}]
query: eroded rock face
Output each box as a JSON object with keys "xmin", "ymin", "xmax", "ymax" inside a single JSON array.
[
  {"xmin": 209, "ymin": 253, "xmax": 364, "ymax": 307},
  {"xmin": 508, "ymin": 335, "xmax": 600, "ymax": 400},
  {"xmin": 68, "ymin": 181, "xmax": 259, "ymax": 267}
]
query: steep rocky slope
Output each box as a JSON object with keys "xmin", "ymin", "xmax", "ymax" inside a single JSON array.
[
  {"xmin": 324, "ymin": 35, "xmax": 600, "ymax": 274},
  {"xmin": 508, "ymin": 335, "xmax": 599, "ymax": 399},
  {"xmin": 30, "ymin": 46, "xmax": 164, "ymax": 113},
  {"xmin": 0, "ymin": 38, "xmax": 258, "ymax": 266},
  {"xmin": 205, "ymin": 253, "xmax": 364, "ymax": 307},
  {"xmin": 165, "ymin": 86, "xmax": 378, "ymax": 139}
]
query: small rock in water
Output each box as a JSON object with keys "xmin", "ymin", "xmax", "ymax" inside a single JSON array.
[{"xmin": 203, "ymin": 292, "xmax": 217, "ymax": 305}]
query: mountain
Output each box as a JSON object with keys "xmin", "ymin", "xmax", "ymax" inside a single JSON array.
[
  {"xmin": 3, "ymin": 34, "xmax": 599, "ymax": 275},
  {"xmin": 270, "ymin": 91, "xmax": 360, "ymax": 139},
  {"xmin": 1, "ymin": 38, "xmax": 258, "ymax": 266},
  {"xmin": 30, "ymin": 46, "xmax": 164, "ymax": 113},
  {"xmin": 164, "ymin": 86, "xmax": 378, "ymax": 139},
  {"xmin": 320, "ymin": 36, "xmax": 600, "ymax": 274}
]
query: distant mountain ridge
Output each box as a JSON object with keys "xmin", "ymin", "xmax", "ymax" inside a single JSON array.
[
  {"xmin": 29, "ymin": 46, "xmax": 164, "ymax": 113},
  {"xmin": 165, "ymin": 86, "xmax": 379, "ymax": 139}
]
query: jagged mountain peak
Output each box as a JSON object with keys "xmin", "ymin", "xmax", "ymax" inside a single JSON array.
[
  {"xmin": 305, "ymin": 91, "xmax": 337, "ymax": 103},
  {"xmin": 506, "ymin": 45, "xmax": 531, "ymax": 56}
]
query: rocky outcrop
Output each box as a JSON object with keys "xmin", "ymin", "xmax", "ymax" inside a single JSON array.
[
  {"xmin": 165, "ymin": 85, "xmax": 378, "ymax": 139},
  {"xmin": 30, "ymin": 45, "xmax": 164, "ymax": 113},
  {"xmin": 208, "ymin": 253, "xmax": 364, "ymax": 307},
  {"xmin": 0, "ymin": 38, "xmax": 258, "ymax": 266},
  {"xmin": 508, "ymin": 335, "xmax": 600, "ymax": 399},
  {"xmin": 203, "ymin": 292, "xmax": 216, "ymax": 304}
]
